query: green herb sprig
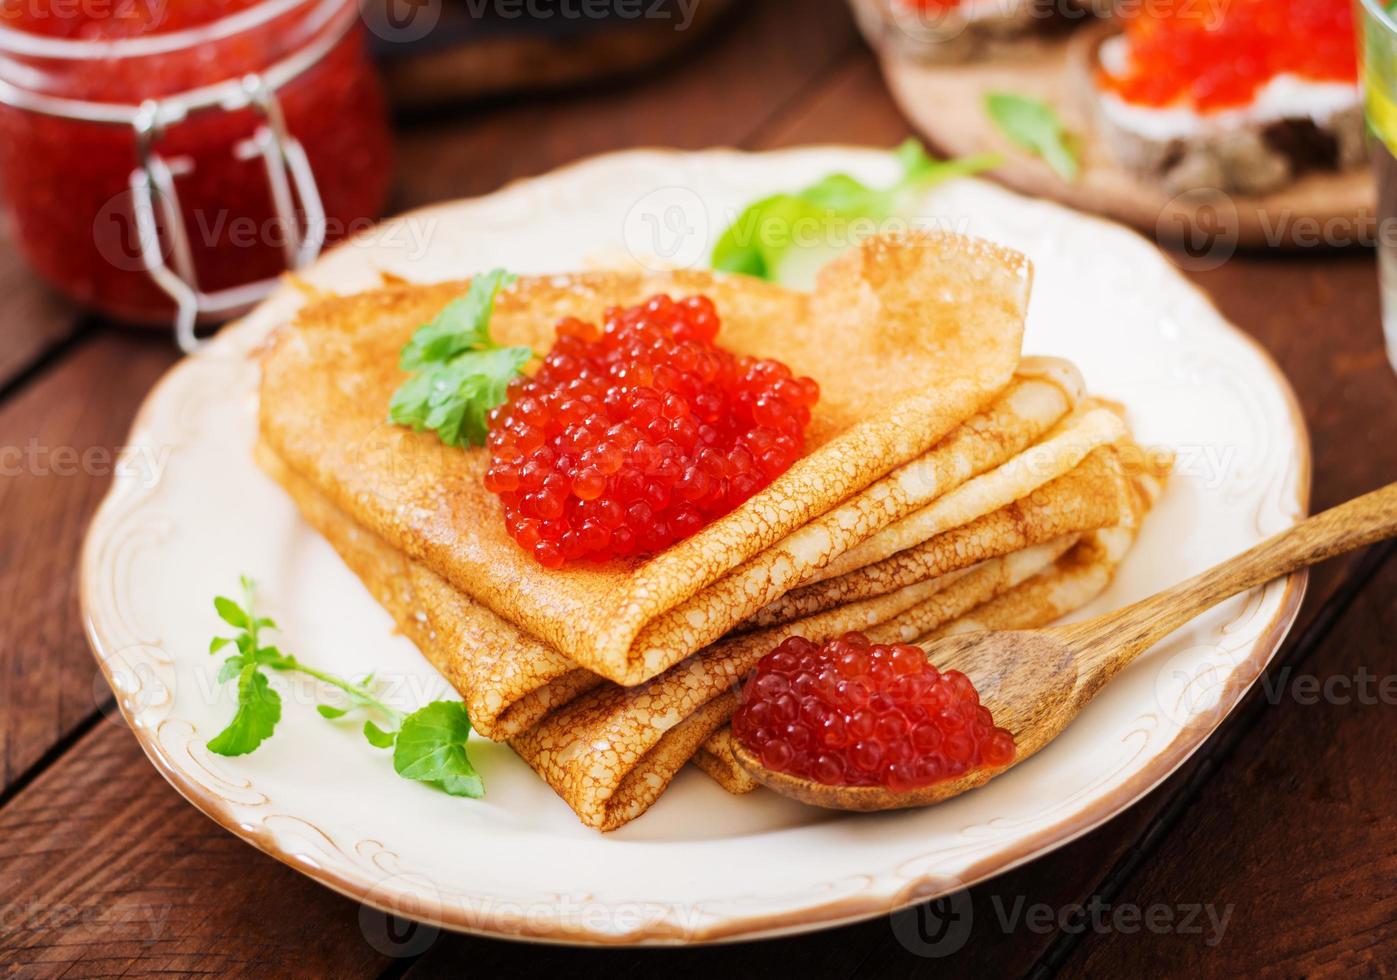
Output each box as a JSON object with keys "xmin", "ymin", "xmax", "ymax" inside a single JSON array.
[
  {"xmin": 984, "ymin": 92, "xmax": 1080, "ymax": 183},
  {"xmin": 387, "ymin": 268, "xmax": 530, "ymax": 449},
  {"xmin": 710, "ymin": 139, "xmax": 1000, "ymax": 282},
  {"xmin": 206, "ymin": 577, "xmax": 484, "ymax": 799}
]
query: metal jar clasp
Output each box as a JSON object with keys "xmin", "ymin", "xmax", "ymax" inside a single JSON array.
[{"xmin": 129, "ymin": 73, "xmax": 326, "ymax": 353}]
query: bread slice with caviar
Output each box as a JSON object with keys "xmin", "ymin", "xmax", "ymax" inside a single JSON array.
[
  {"xmin": 850, "ymin": 0, "xmax": 1096, "ymax": 63},
  {"xmin": 1080, "ymin": 21, "xmax": 1365, "ymax": 197}
]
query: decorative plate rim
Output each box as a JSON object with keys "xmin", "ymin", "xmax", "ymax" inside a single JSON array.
[{"xmin": 80, "ymin": 145, "xmax": 1312, "ymax": 946}]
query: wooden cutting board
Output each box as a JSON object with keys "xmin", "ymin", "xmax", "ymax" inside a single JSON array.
[
  {"xmin": 376, "ymin": 0, "xmax": 738, "ymax": 109},
  {"xmin": 858, "ymin": 10, "xmax": 1375, "ymax": 250}
]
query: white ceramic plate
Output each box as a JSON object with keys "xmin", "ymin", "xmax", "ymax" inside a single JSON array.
[{"xmin": 82, "ymin": 147, "xmax": 1309, "ymax": 946}]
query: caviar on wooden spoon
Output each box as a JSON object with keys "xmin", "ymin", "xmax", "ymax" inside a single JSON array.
[
  {"xmin": 732, "ymin": 633, "xmax": 1019, "ymax": 810},
  {"xmin": 733, "ymin": 481, "xmax": 1397, "ymax": 811}
]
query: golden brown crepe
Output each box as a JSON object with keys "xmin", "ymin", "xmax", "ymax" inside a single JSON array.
[
  {"xmin": 807, "ymin": 400, "xmax": 1129, "ymax": 585},
  {"xmin": 257, "ymin": 354, "xmax": 1088, "ymax": 738},
  {"xmin": 256, "ymin": 371, "xmax": 1099, "ymax": 742},
  {"xmin": 749, "ymin": 442, "xmax": 1132, "ymax": 627},
  {"xmin": 259, "ymin": 233, "xmax": 1030, "ymax": 686},
  {"xmin": 691, "ymin": 727, "xmax": 759, "ymax": 796},
  {"xmin": 260, "ymin": 412, "xmax": 1157, "ymax": 826},
  {"xmin": 626, "ymin": 359, "xmax": 1084, "ymax": 663},
  {"xmin": 258, "ymin": 445, "xmax": 602, "ymax": 740},
  {"xmin": 698, "ymin": 448, "xmax": 1170, "ymax": 798},
  {"xmin": 924, "ymin": 450, "xmax": 1169, "ymax": 641},
  {"xmin": 508, "ymin": 534, "xmax": 1076, "ymax": 830}
]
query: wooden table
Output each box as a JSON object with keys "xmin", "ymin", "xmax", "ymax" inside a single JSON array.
[{"xmin": 2, "ymin": 1, "xmax": 1394, "ymax": 975}]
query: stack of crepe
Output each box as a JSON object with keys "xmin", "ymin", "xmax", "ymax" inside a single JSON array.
[{"xmin": 257, "ymin": 232, "xmax": 1169, "ymax": 831}]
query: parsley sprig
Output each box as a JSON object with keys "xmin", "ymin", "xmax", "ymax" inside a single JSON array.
[
  {"xmin": 387, "ymin": 268, "xmax": 531, "ymax": 448},
  {"xmin": 206, "ymin": 577, "xmax": 484, "ymax": 799},
  {"xmin": 711, "ymin": 139, "xmax": 1000, "ymax": 282}
]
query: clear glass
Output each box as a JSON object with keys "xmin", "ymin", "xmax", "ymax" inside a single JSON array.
[{"xmin": 1359, "ymin": 0, "xmax": 1397, "ymax": 373}]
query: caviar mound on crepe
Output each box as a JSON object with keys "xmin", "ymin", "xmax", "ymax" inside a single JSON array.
[{"xmin": 258, "ymin": 232, "xmax": 1028, "ymax": 687}]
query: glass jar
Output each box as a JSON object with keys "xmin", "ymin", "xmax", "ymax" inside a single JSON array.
[{"xmin": 0, "ymin": 0, "xmax": 392, "ymax": 350}]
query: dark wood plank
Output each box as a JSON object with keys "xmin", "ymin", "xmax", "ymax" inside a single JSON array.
[
  {"xmin": 389, "ymin": 0, "xmax": 860, "ymax": 209},
  {"xmin": 1191, "ymin": 254, "xmax": 1397, "ymax": 509},
  {"xmin": 0, "ymin": 223, "xmax": 85, "ymax": 389},
  {"xmin": 0, "ymin": 332, "xmax": 179, "ymax": 793},
  {"xmin": 0, "ymin": 722, "xmax": 397, "ymax": 978},
  {"xmin": 1057, "ymin": 553, "xmax": 1397, "ymax": 979}
]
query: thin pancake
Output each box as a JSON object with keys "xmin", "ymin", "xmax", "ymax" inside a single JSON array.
[
  {"xmin": 807, "ymin": 401, "xmax": 1128, "ymax": 585},
  {"xmin": 257, "ymin": 444, "xmax": 601, "ymax": 740},
  {"xmin": 750, "ymin": 443, "xmax": 1131, "ymax": 627},
  {"xmin": 629, "ymin": 360, "xmax": 1083, "ymax": 664},
  {"xmin": 509, "ymin": 536, "xmax": 1074, "ymax": 831},
  {"xmin": 258, "ymin": 358, "xmax": 1083, "ymax": 736},
  {"xmin": 259, "ymin": 232, "xmax": 1029, "ymax": 686},
  {"xmin": 924, "ymin": 452, "xmax": 1169, "ymax": 640},
  {"xmin": 691, "ymin": 727, "xmax": 759, "ymax": 796}
]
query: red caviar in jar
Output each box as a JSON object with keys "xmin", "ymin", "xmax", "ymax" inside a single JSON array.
[
  {"xmin": 1101, "ymin": 0, "xmax": 1357, "ymax": 112},
  {"xmin": 0, "ymin": 0, "xmax": 391, "ymax": 322},
  {"xmin": 483, "ymin": 293, "xmax": 820, "ymax": 569},
  {"xmin": 732, "ymin": 632, "xmax": 1015, "ymax": 790}
]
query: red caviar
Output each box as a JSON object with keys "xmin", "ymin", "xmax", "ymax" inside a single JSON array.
[
  {"xmin": 484, "ymin": 294, "xmax": 820, "ymax": 568},
  {"xmin": 732, "ymin": 632, "xmax": 1015, "ymax": 790},
  {"xmin": 1101, "ymin": 0, "xmax": 1357, "ymax": 112}
]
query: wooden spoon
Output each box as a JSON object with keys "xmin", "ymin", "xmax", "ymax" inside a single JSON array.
[{"xmin": 733, "ymin": 481, "xmax": 1397, "ymax": 812}]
